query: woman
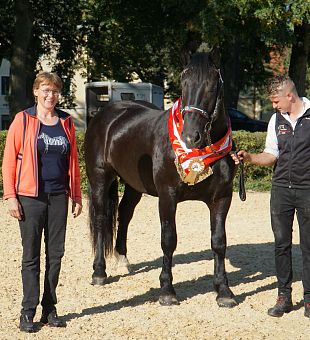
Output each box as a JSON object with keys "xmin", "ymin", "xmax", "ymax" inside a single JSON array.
[{"xmin": 2, "ymin": 72, "xmax": 82, "ymax": 332}]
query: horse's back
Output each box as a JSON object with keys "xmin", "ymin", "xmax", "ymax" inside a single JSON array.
[{"xmin": 85, "ymin": 100, "xmax": 170, "ymax": 195}]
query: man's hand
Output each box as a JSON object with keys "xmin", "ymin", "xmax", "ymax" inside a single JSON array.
[
  {"xmin": 231, "ymin": 150, "xmax": 276, "ymax": 166},
  {"xmin": 231, "ymin": 150, "xmax": 249, "ymax": 164}
]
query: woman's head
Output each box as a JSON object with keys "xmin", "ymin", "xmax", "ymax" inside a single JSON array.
[
  {"xmin": 33, "ymin": 71, "xmax": 63, "ymax": 92},
  {"xmin": 33, "ymin": 72, "xmax": 62, "ymax": 110}
]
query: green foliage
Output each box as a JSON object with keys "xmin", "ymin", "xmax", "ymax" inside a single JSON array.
[
  {"xmin": 2, "ymin": 0, "xmax": 84, "ymax": 113},
  {"xmin": 2, "ymin": 0, "xmax": 309, "ymax": 115},
  {"xmin": 232, "ymin": 131, "xmax": 272, "ymax": 191},
  {"xmin": 0, "ymin": 0, "xmax": 14, "ymax": 59},
  {"xmin": 75, "ymin": 131, "xmax": 88, "ymax": 194}
]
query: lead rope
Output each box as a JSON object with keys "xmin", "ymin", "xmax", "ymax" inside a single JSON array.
[
  {"xmin": 204, "ymin": 93, "xmax": 227, "ymax": 156},
  {"xmin": 229, "ymin": 150, "xmax": 246, "ymax": 201},
  {"xmin": 204, "ymin": 101, "xmax": 246, "ymax": 201}
]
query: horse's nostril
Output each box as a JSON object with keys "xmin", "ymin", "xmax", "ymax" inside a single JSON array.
[{"xmin": 194, "ymin": 131, "xmax": 201, "ymax": 144}]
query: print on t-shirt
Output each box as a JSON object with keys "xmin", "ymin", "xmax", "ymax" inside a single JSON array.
[
  {"xmin": 37, "ymin": 121, "xmax": 70, "ymax": 193},
  {"xmin": 38, "ymin": 132, "xmax": 69, "ymax": 154}
]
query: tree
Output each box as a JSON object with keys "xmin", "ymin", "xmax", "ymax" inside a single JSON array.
[
  {"xmin": 5, "ymin": 0, "xmax": 84, "ymax": 120},
  {"xmin": 82, "ymin": 0, "xmax": 205, "ymax": 94},
  {"xmin": 10, "ymin": 0, "xmax": 34, "ymax": 116},
  {"xmin": 247, "ymin": 0, "xmax": 310, "ymax": 96},
  {"xmin": 0, "ymin": 0, "xmax": 14, "ymax": 61},
  {"xmin": 289, "ymin": 23, "xmax": 310, "ymax": 96}
]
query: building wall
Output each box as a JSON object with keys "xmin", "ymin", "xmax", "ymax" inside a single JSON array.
[{"xmin": 0, "ymin": 59, "xmax": 11, "ymax": 129}]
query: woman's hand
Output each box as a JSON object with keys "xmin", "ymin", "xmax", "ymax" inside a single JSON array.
[
  {"xmin": 7, "ymin": 197, "xmax": 23, "ymax": 220},
  {"xmin": 72, "ymin": 201, "xmax": 82, "ymax": 218}
]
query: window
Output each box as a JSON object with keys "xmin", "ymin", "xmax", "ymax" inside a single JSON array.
[
  {"xmin": 121, "ymin": 93, "xmax": 135, "ymax": 101},
  {"xmin": 1, "ymin": 76, "xmax": 9, "ymax": 95}
]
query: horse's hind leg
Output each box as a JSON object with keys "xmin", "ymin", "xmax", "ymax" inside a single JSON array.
[
  {"xmin": 114, "ymin": 184, "xmax": 142, "ymax": 274},
  {"xmin": 89, "ymin": 170, "xmax": 118, "ymax": 285},
  {"xmin": 208, "ymin": 196, "xmax": 238, "ymax": 307}
]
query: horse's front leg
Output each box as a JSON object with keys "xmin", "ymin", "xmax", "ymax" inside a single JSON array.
[
  {"xmin": 208, "ymin": 196, "xmax": 238, "ymax": 308},
  {"xmin": 158, "ymin": 193, "xmax": 179, "ymax": 306}
]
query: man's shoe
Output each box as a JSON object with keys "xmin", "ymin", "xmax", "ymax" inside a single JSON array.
[
  {"xmin": 40, "ymin": 310, "xmax": 66, "ymax": 327},
  {"xmin": 304, "ymin": 302, "xmax": 310, "ymax": 318},
  {"xmin": 19, "ymin": 314, "xmax": 36, "ymax": 332},
  {"xmin": 267, "ymin": 295, "xmax": 293, "ymax": 317}
]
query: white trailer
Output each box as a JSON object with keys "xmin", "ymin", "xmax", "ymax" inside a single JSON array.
[{"xmin": 85, "ymin": 81, "xmax": 164, "ymax": 126}]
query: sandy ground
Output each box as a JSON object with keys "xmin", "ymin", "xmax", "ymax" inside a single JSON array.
[{"xmin": 0, "ymin": 192, "xmax": 309, "ymax": 340}]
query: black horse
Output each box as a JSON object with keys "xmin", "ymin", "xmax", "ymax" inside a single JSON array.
[{"xmin": 85, "ymin": 50, "xmax": 239, "ymax": 307}]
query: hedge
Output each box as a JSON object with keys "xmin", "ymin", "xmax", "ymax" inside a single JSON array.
[
  {"xmin": 232, "ymin": 130, "xmax": 272, "ymax": 191},
  {"xmin": 0, "ymin": 130, "xmax": 272, "ymax": 196}
]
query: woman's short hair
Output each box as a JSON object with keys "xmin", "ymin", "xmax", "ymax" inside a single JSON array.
[{"xmin": 33, "ymin": 71, "xmax": 63, "ymax": 91}]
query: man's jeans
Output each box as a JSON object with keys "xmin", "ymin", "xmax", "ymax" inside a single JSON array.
[
  {"xmin": 18, "ymin": 192, "xmax": 68, "ymax": 316},
  {"xmin": 271, "ymin": 186, "xmax": 310, "ymax": 302}
]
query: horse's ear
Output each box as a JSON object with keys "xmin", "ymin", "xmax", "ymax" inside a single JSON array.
[{"xmin": 209, "ymin": 47, "xmax": 221, "ymax": 68}]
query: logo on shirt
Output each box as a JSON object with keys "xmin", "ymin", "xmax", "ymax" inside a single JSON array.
[
  {"xmin": 38, "ymin": 132, "xmax": 69, "ymax": 154},
  {"xmin": 277, "ymin": 124, "xmax": 290, "ymax": 136}
]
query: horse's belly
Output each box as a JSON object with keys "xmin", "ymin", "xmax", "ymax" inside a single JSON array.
[{"xmin": 112, "ymin": 153, "xmax": 158, "ymax": 196}]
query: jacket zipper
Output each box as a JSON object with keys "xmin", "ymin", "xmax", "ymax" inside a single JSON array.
[{"xmin": 34, "ymin": 119, "xmax": 41, "ymax": 196}]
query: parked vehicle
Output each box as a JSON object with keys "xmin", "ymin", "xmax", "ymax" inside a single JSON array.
[
  {"xmin": 228, "ymin": 108, "xmax": 268, "ymax": 132},
  {"xmin": 85, "ymin": 81, "xmax": 164, "ymax": 126}
]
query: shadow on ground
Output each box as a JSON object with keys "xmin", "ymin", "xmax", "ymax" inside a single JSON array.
[{"xmin": 63, "ymin": 242, "xmax": 303, "ymax": 322}]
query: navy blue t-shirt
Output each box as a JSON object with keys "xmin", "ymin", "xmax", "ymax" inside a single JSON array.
[{"xmin": 37, "ymin": 120, "xmax": 70, "ymax": 193}]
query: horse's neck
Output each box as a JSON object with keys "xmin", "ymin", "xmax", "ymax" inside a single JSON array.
[{"xmin": 210, "ymin": 109, "xmax": 230, "ymax": 141}]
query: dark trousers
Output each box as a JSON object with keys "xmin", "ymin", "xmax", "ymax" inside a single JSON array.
[
  {"xmin": 270, "ymin": 186, "xmax": 310, "ymax": 302},
  {"xmin": 18, "ymin": 193, "xmax": 68, "ymax": 316}
]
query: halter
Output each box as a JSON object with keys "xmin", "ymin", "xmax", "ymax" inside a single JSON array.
[{"xmin": 181, "ymin": 69, "xmax": 226, "ymax": 155}]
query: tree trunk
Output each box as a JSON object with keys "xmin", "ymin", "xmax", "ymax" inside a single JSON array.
[
  {"xmin": 289, "ymin": 22, "xmax": 310, "ymax": 97},
  {"xmin": 9, "ymin": 0, "xmax": 33, "ymax": 121},
  {"xmin": 222, "ymin": 39, "xmax": 241, "ymax": 109}
]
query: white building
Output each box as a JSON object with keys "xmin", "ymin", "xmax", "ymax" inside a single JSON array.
[{"xmin": 0, "ymin": 59, "xmax": 10, "ymax": 130}]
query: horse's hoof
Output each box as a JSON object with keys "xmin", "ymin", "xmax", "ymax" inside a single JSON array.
[
  {"xmin": 91, "ymin": 276, "xmax": 107, "ymax": 285},
  {"xmin": 159, "ymin": 295, "xmax": 180, "ymax": 306},
  {"xmin": 216, "ymin": 297, "xmax": 238, "ymax": 308},
  {"xmin": 113, "ymin": 251, "xmax": 132, "ymax": 275}
]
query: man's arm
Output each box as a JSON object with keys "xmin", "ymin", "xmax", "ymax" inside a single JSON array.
[{"xmin": 231, "ymin": 150, "xmax": 277, "ymax": 166}]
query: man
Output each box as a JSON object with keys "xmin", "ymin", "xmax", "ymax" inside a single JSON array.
[{"xmin": 231, "ymin": 75, "xmax": 310, "ymax": 318}]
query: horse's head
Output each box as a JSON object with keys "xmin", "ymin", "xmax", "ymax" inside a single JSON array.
[{"xmin": 180, "ymin": 50, "xmax": 227, "ymax": 149}]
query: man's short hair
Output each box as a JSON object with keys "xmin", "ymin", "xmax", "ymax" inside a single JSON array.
[{"xmin": 266, "ymin": 75, "xmax": 298, "ymax": 97}]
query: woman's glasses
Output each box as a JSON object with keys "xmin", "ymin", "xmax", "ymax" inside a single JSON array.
[{"xmin": 40, "ymin": 89, "xmax": 60, "ymax": 96}]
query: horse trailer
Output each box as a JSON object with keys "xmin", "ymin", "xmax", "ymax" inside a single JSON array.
[{"xmin": 85, "ymin": 81, "xmax": 164, "ymax": 126}]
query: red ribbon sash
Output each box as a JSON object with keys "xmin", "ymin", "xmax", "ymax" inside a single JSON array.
[{"xmin": 168, "ymin": 98, "xmax": 232, "ymax": 180}]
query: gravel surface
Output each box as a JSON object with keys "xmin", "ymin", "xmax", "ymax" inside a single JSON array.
[{"xmin": 0, "ymin": 192, "xmax": 308, "ymax": 339}]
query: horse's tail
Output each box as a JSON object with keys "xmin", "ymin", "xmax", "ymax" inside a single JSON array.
[{"xmin": 89, "ymin": 179, "xmax": 119, "ymax": 256}]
